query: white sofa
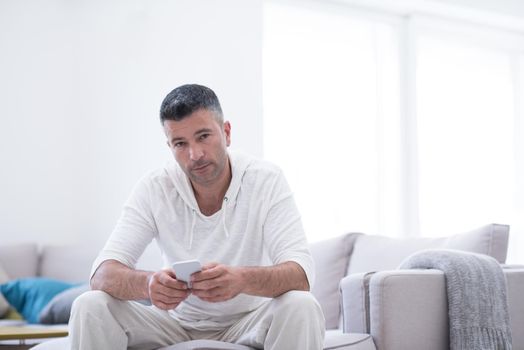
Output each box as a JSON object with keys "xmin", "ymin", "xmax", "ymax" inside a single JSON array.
[{"xmin": 1, "ymin": 223, "xmax": 522, "ymax": 349}]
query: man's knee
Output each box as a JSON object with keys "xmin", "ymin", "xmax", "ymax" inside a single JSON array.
[
  {"xmin": 71, "ymin": 290, "xmax": 118, "ymax": 320},
  {"xmin": 266, "ymin": 291, "xmax": 325, "ymax": 346},
  {"xmin": 273, "ymin": 291, "xmax": 323, "ymax": 319}
]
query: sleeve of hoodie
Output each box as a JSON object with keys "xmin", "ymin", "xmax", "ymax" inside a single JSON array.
[
  {"xmin": 262, "ymin": 169, "xmax": 315, "ymax": 289},
  {"xmin": 90, "ymin": 175, "xmax": 157, "ymax": 279}
]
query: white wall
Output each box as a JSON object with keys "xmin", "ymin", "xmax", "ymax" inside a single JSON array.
[
  {"xmin": 0, "ymin": 0, "xmax": 263, "ymax": 258},
  {"xmin": 1, "ymin": 0, "xmax": 522, "ymax": 264}
]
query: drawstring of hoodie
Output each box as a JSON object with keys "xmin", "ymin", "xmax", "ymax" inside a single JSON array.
[
  {"xmin": 188, "ymin": 209, "xmax": 197, "ymax": 250},
  {"xmin": 187, "ymin": 197, "xmax": 229, "ymax": 250},
  {"xmin": 222, "ymin": 196, "xmax": 230, "ymax": 238}
]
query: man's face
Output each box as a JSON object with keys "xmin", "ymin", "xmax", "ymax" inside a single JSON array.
[{"xmin": 164, "ymin": 109, "xmax": 231, "ymax": 187}]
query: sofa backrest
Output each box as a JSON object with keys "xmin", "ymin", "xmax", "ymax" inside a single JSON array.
[
  {"xmin": 308, "ymin": 223, "xmax": 510, "ymax": 330},
  {"xmin": 0, "ymin": 224, "xmax": 510, "ymax": 330},
  {"xmin": 39, "ymin": 245, "xmax": 101, "ymax": 283},
  {"xmin": 347, "ymin": 223, "xmax": 509, "ymax": 275},
  {"xmin": 0, "ymin": 240, "xmax": 164, "ymax": 284},
  {"xmin": 309, "ymin": 233, "xmax": 357, "ymax": 329},
  {"xmin": 0, "ymin": 243, "xmax": 39, "ymax": 279},
  {"xmin": 309, "ymin": 233, "xmax": 359, "ymax": 329}
]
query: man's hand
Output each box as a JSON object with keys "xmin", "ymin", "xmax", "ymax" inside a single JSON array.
[
  {"xmin": 190, "ymin": 261, "xmax": 309, "ymax": 301},
  {"xmin": 148, "ymin": 269, "xmax": 191, "ymax": 310},
  {"xmin": 190, "ymin": 263, "xmax": 244, "ymax": 303}
]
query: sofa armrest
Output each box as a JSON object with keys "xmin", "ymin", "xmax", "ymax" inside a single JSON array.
[
  {"xmin": 340, "ymin": 272, "xmax": 375, "ymax": 334},
  {"xmin": 368, "ymin": 270, "xmax": 448, "ymax": 350},
  {"xmin": 504, "ymin": 267, "xmax": 524, "ymax": 348},
  {"xmin": 341, "ymin": 270, "xmax": 448, "ymax": 350},
  {"xmin": 341, "ymin": 268, "xmax": 524, "ymax": 350}
]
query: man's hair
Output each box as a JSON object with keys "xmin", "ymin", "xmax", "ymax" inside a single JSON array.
[{"xmin": 160, "ymin": 84, "xmax": 223, "ymax": 124}]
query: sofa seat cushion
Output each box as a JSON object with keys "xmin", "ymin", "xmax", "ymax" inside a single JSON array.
[
  {"xmin": 158, "ymin": 340, "xmax": 255, "ymax": 349},
  {"xmin": 324, "ymin": 330, "xmax": 376, "ymax": 350},
  {"xmin": 158, "ymin": 331, "xmax": 375, "ymax": 350},
  {"xmin": 31, "ymin": 331, "xmax": 377, "ymax": 350},
  {"xmin": 158, "ymin": 331, "xmax": 376, "ymax": 350}
]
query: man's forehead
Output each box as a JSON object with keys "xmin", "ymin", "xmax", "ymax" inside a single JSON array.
[{"xmin": 163, "ymin": 113, "xmax": 221, "ymax": 138}]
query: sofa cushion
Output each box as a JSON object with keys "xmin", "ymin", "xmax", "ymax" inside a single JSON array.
[
  {"xmin": 158, "ymin": 340, "xmax": 255, "ymax": 349},
  {"xmin": 347, "ymin": 223, "xmax": 509, "ymax": 275},
  {"xmin": 157, "ymin": 331, "xmax": 376, "ymax": 350},
  {"xmin": 0, "ymin": 243, "xmax": 38, "ymax": 279},
  {"xmin": 0, "ymin": 264, "xmax": 10, "ymax": 317},
  {"xmin": 39, "ymin": 284, "xmax": 90, "ymax": 324},
  {"xmin": 0, "ymin": 278, "xmax": 77, "ymax": 323},
  {"xmin": 309, "ymin": 233, "xmax": 360, "ymax": 329},
  {"xmin": 323, "ymin": 330, "xmax": 376, "ymax": 350},
  {"xmin": 39, "ymin": 245, "xmax": 100, "ymax": 283}
]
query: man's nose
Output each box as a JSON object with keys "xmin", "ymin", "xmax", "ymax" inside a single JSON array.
[{"xmin": 189, "ymin": 144, "xmax": 204, "ymax": 161}]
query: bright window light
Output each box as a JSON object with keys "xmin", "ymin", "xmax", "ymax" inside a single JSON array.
[
  {"xmin": 263, "ymin": 2, "xmax": 524, "ymax": 263},
  {"xmin": 263, "ymin": 2, "xmax": 401, "ymax": 241},
  {"xmin": 416, "ymin": 33, "xmax": 516, "ymax": 237}
]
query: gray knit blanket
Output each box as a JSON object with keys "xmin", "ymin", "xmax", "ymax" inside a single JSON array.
[{"xmin": 399, "ymin": 249, "xmax": 512, "ymax": 350}]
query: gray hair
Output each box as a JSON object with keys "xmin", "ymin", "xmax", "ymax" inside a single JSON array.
[{"xmin": 159, "ymin": 84, "xmax": 223, "ymax": 124}]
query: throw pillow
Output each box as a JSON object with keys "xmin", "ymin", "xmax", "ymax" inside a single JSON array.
[
  {"xmin": 39, "ymin": 284, "xmax": 90, "ymax": 324},
  {"xmin": 0, "ymin": 264, "xmax": 10, "ymax": 317},
  {"xmin": 347, "ymin": 223, "xmax": 510, "ymax": 275},
  {"xmin": 309, "ymin": 233, "xmax": 360, "ymax": 329},
  {"xmin": 0, "ymin": 278, "xmax": 77, "ymax": 323}
]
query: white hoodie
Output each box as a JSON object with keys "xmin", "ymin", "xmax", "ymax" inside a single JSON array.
[{"xmin": 91, "ymin": 151, "xmax": 314, "ymax": 330}]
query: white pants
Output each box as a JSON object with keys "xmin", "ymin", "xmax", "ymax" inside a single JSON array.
[{"xmin": 69, "ymin": 290, "xmax": 325, "ymax": 350}]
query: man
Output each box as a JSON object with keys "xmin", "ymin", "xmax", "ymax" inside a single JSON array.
[{"xmin": 69, "ymin": 84, "xmax": 325, "ymax": 349}]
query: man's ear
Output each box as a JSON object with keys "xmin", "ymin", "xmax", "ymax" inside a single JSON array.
[{"xmin": 223, "ymin": 121, "xmax": 231, "ymax": 147}]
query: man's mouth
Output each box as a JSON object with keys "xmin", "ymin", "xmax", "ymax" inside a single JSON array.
[{"xmin": 192, "ymin": 162, "xmax": 210, "ymax": 172}]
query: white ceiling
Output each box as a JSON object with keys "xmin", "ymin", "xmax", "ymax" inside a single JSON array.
[{"xmin": 433, "ymin": 0, "xmax": 524, "ymax": 17}]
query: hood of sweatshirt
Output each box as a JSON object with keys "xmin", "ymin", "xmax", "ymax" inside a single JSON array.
[{"xmin": 165, "ymin": 150, "xmax": 253, "ymax": 250}]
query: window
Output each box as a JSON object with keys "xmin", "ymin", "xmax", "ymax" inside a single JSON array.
[
  {"xmin": 263, "ymin": 1, "xmax": 402, "ymax": 241},
  {"xmin": 416, "ymin": 22, "xmax": 518, "ymax": 236},
  {"xmin": 263, "ymin": 1, "xmax": 524, "ymax": 263}
]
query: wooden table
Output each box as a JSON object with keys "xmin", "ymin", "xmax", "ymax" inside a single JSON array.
[{"xmin": 0, "ymin": 326, "xmax": 68, "ymax": 345}]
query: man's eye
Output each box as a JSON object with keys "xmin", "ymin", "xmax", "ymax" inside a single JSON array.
[
  {"xmin": 174, "ymin": 142, "xmax": 186, "ymax": 148},
  {"xmin": 199, "ymin": 134, "xmax": 210, "ymax": 141}
]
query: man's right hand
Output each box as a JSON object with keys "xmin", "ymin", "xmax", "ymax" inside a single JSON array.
[{"xmin": 148, "ymin": 269, "xmax": 191, "ymax": 310}]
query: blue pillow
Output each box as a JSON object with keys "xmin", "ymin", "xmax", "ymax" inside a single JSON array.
[
  {"xmin": 38, "ymin": 283, "xmax": 90, "ymax": 324},
  {"xmin": 0, "ymin": 278, "xmax": 76, "ymax": 323}
]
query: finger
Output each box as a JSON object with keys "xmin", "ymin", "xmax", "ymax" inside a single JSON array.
[
  {"xmin": 151, "ymin": 295, "xmax": 183, "ymax": 307},
  {"xmin": 201, "ymin": 262, "xmax": 219, "ymax": 271},
  {"xmin": 191, "ymin": 278, "xmax": 220, "ymax": 291},
  {"xmin": 151, "ymin": 286, "xmax": 190, "ymax": 300},
  {"xmin": 151, "ymin": 271, "xmax": 189, "ymax": 292},
  {"xmin": 150, "ymin": 282, "xmax": 188, "ymax": 301},
  {"xmin": 149, "ymin": 272, "xmax": 190, "ymax": 300},
  {"xmin": 192, "ymin": 265, "xmax": 223, "ymax": 282},
  {"xmin": 150, "ymin": 288, "xmax": 190, "ymax": 306},
  {"xmin": 152, "ymin": 300, "xmax": 180, "ymax": 310},
  {"xmin": 192, "ymin": 286, "xmax": 222, "ymax": 299},
  {"xmin": 158, "ymin": 272, "xmax": 189, "ymax": 290},
  {"xmin": 198, "ymin": 294, "xmax": 230, "ymax": 303}
]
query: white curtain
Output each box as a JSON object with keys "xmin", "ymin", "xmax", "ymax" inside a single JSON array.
[{"xmin": 263, "ymin": 1, "xmax": 524, "ymax": 263}]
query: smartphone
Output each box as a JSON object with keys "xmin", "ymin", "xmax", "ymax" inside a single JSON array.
[{"xmin": 172, "ymin": 260, "xmax": 202, "ymax": 288}]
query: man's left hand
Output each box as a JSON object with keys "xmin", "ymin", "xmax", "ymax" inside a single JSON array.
[{"xmin": 190, "ymin": 263, "xmax": 244, "ymax": 302}]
